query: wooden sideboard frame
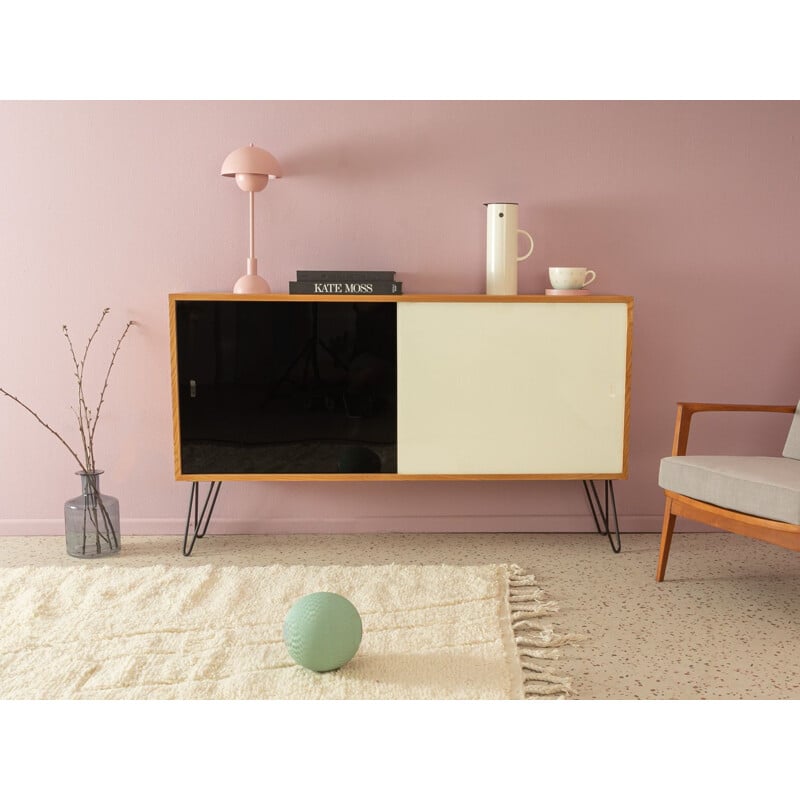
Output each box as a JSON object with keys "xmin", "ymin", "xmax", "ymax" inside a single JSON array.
[{"xmin": 169, "ymin": 293, "xmax": 633, "ymax": 482}]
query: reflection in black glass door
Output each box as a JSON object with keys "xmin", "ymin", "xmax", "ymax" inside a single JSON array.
[{"xmin": 175, "ymin": 300, "xmax": 397, "ymax": 475}]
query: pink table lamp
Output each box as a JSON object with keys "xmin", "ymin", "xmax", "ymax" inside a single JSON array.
[{"xmin": 221, "ymin": 143, "xmax": 282, "ymax": 293}]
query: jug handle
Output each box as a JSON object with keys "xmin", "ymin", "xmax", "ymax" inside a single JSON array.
[{"xmin": 517, "ymin": 230, "xmax": 534, "ymax": 262}]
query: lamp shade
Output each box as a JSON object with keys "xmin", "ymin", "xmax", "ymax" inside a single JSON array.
[{"xmin": 221, "ymin": 144, "xmax": 282, "ymax": 180}]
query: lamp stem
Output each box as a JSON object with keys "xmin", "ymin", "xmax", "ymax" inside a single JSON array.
[{"xmin": 249, "ymin": 191, "xmax": 255, "ymax": 262}]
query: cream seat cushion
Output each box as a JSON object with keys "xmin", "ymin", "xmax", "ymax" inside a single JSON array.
[{"xmin": 658, "ymin": 455, "xmax": 800, "ymax": 525}]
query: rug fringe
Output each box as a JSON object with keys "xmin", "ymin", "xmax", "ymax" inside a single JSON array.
[{"xmin": 506, "ymin": 564, "xmax": 583, "ymax": 699}]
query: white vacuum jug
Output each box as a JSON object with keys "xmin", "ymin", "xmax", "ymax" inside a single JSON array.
[{"xmin": 485, "ymin": 202, "xmax": 534, "ymax": 295}]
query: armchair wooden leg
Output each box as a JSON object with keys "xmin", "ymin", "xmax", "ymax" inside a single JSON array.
[{"xmin": 656, "ymin": 497, "xmax": 677, "ymax": 582}]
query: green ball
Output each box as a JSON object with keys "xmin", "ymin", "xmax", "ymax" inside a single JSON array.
[{"xmin": 283, "ymin": 592, "xmax": 363, "ymax": 673}]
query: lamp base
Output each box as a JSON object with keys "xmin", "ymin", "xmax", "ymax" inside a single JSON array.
[{"xmin": 233, "ymin": 274, "xmax": 271, "ymax": 294}]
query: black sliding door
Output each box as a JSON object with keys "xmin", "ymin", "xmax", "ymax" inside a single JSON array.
[{"xmin": 175, "ymin": 300, "xmax": 397, "ymax": 474}]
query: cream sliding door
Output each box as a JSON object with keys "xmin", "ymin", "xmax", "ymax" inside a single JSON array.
[{"xmin": 396, "ymin": 301, "xmax": 629, "ymax": 476}]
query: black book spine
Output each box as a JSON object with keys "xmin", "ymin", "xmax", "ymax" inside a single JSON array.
[
  {"xmin": 288, "ymin": 280, "xmax": 403, "ymax": 295},
  {"xmin": 296, "ymin": 270, "xmax": 396, "ymax": 282}
]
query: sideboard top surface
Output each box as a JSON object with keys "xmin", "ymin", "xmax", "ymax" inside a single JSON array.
[{"xmin": 169, "ymin": 293, "xmax": 633, "ymax": 305}]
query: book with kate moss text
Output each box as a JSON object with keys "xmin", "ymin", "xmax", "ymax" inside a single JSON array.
[
  {"xmin": 289, "ymin": 280, "xmax": 403, "ymax": 295},
  {"xmin": 296, "ymin": 270, "xmax": 396, "ymax": 282}
]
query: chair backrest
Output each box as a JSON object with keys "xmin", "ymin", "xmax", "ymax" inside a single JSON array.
[{"xmin": 782, "ymin": 401, "xmax": 800, "ymax": 459}]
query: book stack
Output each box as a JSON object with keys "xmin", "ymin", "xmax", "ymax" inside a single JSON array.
[{"xmin": 289, "ymin": 270, "xmax": 403, "ymax": 295}]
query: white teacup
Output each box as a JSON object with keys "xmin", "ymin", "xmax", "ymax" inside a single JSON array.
[{"xmin": 549, "ymin": 267, "xmax": 596, "ymax": 290}]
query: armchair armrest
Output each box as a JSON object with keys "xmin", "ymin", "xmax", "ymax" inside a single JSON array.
[{"xmin": 671, "ymin": 402, "xmax": 796, "ymax": 456}]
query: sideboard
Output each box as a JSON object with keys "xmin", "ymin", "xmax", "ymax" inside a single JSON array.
[{"xmin": 169, "ymin": 294, "xmax": 633, "ymax": 553}]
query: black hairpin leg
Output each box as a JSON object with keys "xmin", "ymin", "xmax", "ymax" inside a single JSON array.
[
  {"xmin": 583, "ymin": 480, "xmax": 621, "ymax": 553},
  {"xmin": 183, "ymin": 481, "xmax": 222, "ymax": 556}
]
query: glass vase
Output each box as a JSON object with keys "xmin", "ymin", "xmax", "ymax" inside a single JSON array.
[{"xmin": 64, "ymin": 470, "xmax": 121, "ymax": 558}]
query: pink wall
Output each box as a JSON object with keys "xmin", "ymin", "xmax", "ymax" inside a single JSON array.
[{"xmin": 1, "ymin": 100, "xmax": 799, "ymax": 536}]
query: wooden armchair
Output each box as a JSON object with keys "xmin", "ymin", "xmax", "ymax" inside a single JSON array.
[{"xmin": 656, "ymin": 402, "xmax": 800, "ymax": 581}]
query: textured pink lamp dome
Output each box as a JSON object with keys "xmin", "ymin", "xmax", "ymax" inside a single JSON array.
[{"xmin": 221, "ymin": 144, "xmax": 282, "ymax": 192}]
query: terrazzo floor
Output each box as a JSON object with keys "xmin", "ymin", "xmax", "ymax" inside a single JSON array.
[{"xmin": 2, "ymin": 531, "xmax": 798, "ymax": 700}]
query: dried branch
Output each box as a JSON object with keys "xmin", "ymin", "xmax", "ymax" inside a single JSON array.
[
  {"xmin": 90, "ymin": 319, "xmax": 135, "ymax": 445},
  {"xmin": 78, "ymin": 310, "xmax": 109, "ymax": 469},
  {"xmin": 0, "ymin": 387, "xmax": 86, "ymax": 472},
  {"xmin": 64, "ymin": 327, "xmax": 91, "ymax": 468},
  {"xmin": 81, "ymin": 308, "xmax": 110, "ymax": 371}
]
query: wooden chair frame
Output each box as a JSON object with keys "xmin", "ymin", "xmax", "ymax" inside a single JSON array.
[{"xmin": 656, "ymin": 402, "xmax": 800, "ymax": 582}]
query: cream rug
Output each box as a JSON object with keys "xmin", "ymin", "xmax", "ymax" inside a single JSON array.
[{"xmin": 0, "ymin": 563, "xmax": 578, "ymax": 700}]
